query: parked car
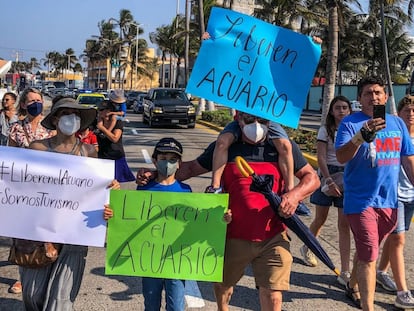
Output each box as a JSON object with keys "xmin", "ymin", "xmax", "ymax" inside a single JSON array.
[
  {"xmin": 76, "ymin": 93, "xmax": 105, "ymax": 109},
  {"xmin": 142, "ymin": 88, "xmax": 196, "ymax": 128},
  {"xmin": 126, "ymin": 90, "xmax": 147, "ymax": 109},
  {"xmin": 132, "ymin": 93, "xmax": 147, "ymax": 113}
]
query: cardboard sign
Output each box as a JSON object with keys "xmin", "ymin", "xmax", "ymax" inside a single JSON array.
[
  {"xmin": 105, "ymin": 190, "xmax": 229, "ymax": 282},
  {"xmin": 186, "ymin": 7, "xmax": 322, "ymax": 128},
  {"xmin": 0, "ymin": 146, "xmax": 115, "ymax": 247}
]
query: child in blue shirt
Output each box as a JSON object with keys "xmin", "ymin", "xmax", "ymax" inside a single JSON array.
[{"xmin": 105, "ymin": 137, "xmax": 232, "ymax": 310}]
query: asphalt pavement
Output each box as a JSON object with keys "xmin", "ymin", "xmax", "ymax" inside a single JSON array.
[{"xmin": 0, "ymin": 105, "xmax": 413, "ymax": 310}]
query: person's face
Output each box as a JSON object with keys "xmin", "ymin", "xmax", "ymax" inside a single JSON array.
[
  {"xmin": 156, "ymin": 152, "xmax": 180, "ymax": 162},
  {"xmin": 237, "ymin": 113, "xmax": 269, "ymax": 144},
  {"xmin": 330, "ymin": 100, "xmax": 351, "ymax": 122},
  {"xmin": 53, "ymin": 108, "xmax": 81, "ymax": 127},
  {"xmin": 22, "ymin": 92, "xmax": 43, "ymax": 110},
  {"xmin": 398, "ymin": 104, "xmax": 414, "ymax": 128},
  {"xmin": 358, "ymin": 84, "xmax": 388, "ymax": 117},
  {"xmin": 2, "ymin": 95, "xmax": 15, "ymax": 110},
  {"xmin": 98, "ymin": 108, "xmax": 110, "ymax": 118}
]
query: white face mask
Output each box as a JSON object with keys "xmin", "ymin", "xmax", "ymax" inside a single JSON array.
[
  {"xmin": 58, "ymin": 114, "xmax": 81, "ymax": 136},
  {"xmin": 242, "ymin": 122, "xmax": 268, "ymax": 143}
]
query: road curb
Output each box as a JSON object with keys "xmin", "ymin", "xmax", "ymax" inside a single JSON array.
[{"xmin": 196, "ymin": 119, "xmax": 319, "ymax": 169}]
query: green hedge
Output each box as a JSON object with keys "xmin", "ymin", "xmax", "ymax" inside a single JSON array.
[{"xmin": 201, "ymin": 110, "xmax": 234, "ymax": 127}]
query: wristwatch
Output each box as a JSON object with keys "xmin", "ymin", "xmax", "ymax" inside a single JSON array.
[{"xmin": 205, "ymin": 185, "xmax": 223, "ymax": 193}]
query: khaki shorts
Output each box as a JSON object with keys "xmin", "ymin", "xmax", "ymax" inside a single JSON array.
[{"xmin": 221, "ymin": 231, "xmax": 292, "ymax": 291}]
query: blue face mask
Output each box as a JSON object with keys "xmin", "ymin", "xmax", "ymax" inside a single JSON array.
[{"xmin": 26, "ymin": 102, "xmax": 43, "ymax": 116}]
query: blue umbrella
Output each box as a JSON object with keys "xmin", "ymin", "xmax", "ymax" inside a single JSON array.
[{"xmin": 235, "ymin": 156, "xmax": 340, "ymax": 276}]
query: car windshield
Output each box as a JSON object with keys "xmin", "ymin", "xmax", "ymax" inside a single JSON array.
[
  {"xmin": 154, "ymin": 90, "xmax": 187, "ymax": 100},
  {"xmin": 79, "ymin": 96, "xmax": 104, "ymax": 104}
]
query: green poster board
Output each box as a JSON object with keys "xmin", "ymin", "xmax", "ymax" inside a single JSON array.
[{"xmin": 105, "ymin": 190, "xmax": 229, "ymax": 282}]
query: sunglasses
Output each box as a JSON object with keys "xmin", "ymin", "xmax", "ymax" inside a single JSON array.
[{"xmin": 241, "ymin": 114, "xmax": 269, "ymax": 125}]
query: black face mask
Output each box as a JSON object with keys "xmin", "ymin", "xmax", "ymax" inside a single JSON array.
[{"xmin": 26, "ymin": 102, "xmax": 43, "ymax": 116}]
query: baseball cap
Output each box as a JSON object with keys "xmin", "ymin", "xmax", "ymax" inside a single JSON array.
[{"xmin": 154, "ymin": 137, "xmax": 183, "ymax": 157}]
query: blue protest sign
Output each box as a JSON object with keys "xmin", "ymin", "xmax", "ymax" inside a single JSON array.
[{"xmin": 186, "ymin": 7, "xmax": 322, "ymax": 128}]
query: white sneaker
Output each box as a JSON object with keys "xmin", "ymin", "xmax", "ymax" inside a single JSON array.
[
  {"xmin": 300, "ymin": 245, "xmax": 317, "ymax": 267},
  {"xmin": 395, "ymin": 291, "xmax": 414, "ymax": 309},
  {"xmin": 337, "ymin": 271, "xmax": 351, "ymax": 287}
]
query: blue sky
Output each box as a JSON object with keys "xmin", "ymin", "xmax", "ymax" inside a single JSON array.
[
  {"xmin": 0, "ymin": 0, "xmax": 186, "ymax": 66},
  {"xmin": 1, "ymin": 0, "xmax": 413, "ymax": 68}
]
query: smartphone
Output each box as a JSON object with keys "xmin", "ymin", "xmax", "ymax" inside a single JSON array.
[{"xmin": 373, "ymin": 105, "xmax": 386, "ymax": 121}]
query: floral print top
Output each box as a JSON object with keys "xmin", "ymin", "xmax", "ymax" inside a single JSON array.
[{"xmin": 8, "ymin": 117, "xmax": 54, "ymax": 148}]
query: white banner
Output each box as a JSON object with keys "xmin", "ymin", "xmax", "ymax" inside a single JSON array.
[{"xmin": 0, "ymin": 146, "xmax": 115, "ymax": 247}]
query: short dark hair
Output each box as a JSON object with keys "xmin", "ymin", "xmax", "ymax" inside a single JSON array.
[{"xmin": 357, "ymin": 76, "xmax": 386, "ymax": 97}]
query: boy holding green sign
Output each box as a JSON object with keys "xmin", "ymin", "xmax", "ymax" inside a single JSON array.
[{"xmin": 105, "ymin": 137, "xmax": 189, "ymax": 310}]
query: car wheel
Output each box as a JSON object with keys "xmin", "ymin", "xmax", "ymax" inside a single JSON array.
[
  {"xmin": 142, "ymin": 113, "xmax": 148, "ymax": 124},
  {"xmin": 188, "ymin": 123, "xmax": 195, "ymax": 129}
]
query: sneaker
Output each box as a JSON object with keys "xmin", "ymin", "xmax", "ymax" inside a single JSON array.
[
  {"xmin": 376, "ymin": 271, "xmax": 397, "ymax": 292},
  {"xmin": 295, "ymin": 202, "xmax": 311, "ymax": 216},
  {"xmin": 395, "ymin": 291, "xmax": 414, "ymax": 309},
  {"xmin": 300, "ymin": 245, "xmax": 317, "ymax": 267},
  {"xmin": 337, "ymin": 271, "xmax": 351, "ymax": 287}
]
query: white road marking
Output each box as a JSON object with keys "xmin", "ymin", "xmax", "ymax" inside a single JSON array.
[
  {"xmin": 131, "ymin": 129, "xmax": 139, "ymax": 135},
  {"xmin": 141, "ymin": 149, "xmax": 152, "ymax": 164},
  {"xmin": 184, "ymin": 280, "xmax": 205, "ymax": 308}
]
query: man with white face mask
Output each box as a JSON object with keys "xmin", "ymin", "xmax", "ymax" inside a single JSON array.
[{"xmin": 136, "ymin": 111, "xmax": 320, "ymax": 311}]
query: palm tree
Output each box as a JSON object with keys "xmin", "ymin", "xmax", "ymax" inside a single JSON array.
[
  {"xmin": 150, "ymin": 25, "xmax": 174, "ymax": 87},
  {"xmin": 65, "ymin": 48, "xmax": 78, "ymax": 73},
  {"xmin": 366, "ymin": 0, "xmax": 414, "ymax": 114},
  {"xmin": 28, "ymin": 58, "xmax": 41, "ymax": 73}
]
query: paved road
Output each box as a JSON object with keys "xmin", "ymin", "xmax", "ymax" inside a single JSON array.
[{"xmin": 0, "ymin": 107, "xmax": 413, "ymax": 310}]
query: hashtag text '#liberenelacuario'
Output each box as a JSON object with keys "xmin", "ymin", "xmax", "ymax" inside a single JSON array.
[{"xmin": 0, "ymin": 162, "xmax": 94, "ymax": 188}]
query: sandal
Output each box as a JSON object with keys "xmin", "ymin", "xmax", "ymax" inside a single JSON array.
[
  {"xmin": 345, "ymin": 282, "xmax": 361, "ymax": 309},
  {"xmin": 8, "ymin": 281, "xmax": 22, "ymax": 294}
]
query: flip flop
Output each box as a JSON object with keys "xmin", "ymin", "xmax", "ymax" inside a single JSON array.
[{"xmin": 345, "ymin": 282, "xmax": 361, "ymax": 309}]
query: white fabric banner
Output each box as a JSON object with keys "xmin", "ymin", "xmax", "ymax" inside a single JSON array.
[{"xmin": 0, "ymin": 146, "xmax": 115, "ymax": 247}]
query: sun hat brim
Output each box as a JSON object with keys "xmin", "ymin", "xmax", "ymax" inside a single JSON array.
[{"xmin": 41, "ymin": 98, "xmax": 97, "ymax": 130}]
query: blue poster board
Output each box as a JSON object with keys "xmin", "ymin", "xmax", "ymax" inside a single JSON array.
[{"xmin": 186, "ymin": 7, "xmax": 322, "ymax": 128}]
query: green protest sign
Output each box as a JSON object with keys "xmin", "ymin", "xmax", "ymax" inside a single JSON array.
[{"xmin": 105, "ymin": 190, "xmax": 229, "ymax": 282}]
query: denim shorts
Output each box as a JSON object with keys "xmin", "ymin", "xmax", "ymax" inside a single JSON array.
[
  {"xmin": 393, "ymin": 200, "xmax": 414, "ymax": 233},
  {"xmin": 310, "ymin": 165, "xmax": 344, "ymax": 208}
]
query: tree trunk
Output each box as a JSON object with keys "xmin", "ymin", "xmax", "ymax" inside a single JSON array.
[
  {"xmin": 184, "ymin": 0, "xmax": 190, "ymax": 86},
  {"xmin": 321, "ymin": 2, "xmax": 339, "ymax": 126},
  {"xmin": 380, "ymin": 1, "xmax": 396, "ymax": 115},
  {"xmin": 198, "ymin": 0, "xmax": 207, "ymax": 112}
]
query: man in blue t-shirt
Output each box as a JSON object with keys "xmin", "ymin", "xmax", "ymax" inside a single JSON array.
[{"xmin": 335, "ymin": 76, "xmax": 414, "ymax": 311}]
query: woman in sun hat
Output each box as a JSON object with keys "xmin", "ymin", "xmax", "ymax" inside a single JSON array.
[
  {"xmin": 19, "ymin": 96, "xmax": 120, "ymax": 310},
  {"xmin": 95, "ymin": 99, "xmax": 135, "ymax": 182}
]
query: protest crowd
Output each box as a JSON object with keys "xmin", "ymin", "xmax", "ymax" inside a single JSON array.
[{"xmin": 2, "ymin": 8, "xmax": 414, "ymax": 311}]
